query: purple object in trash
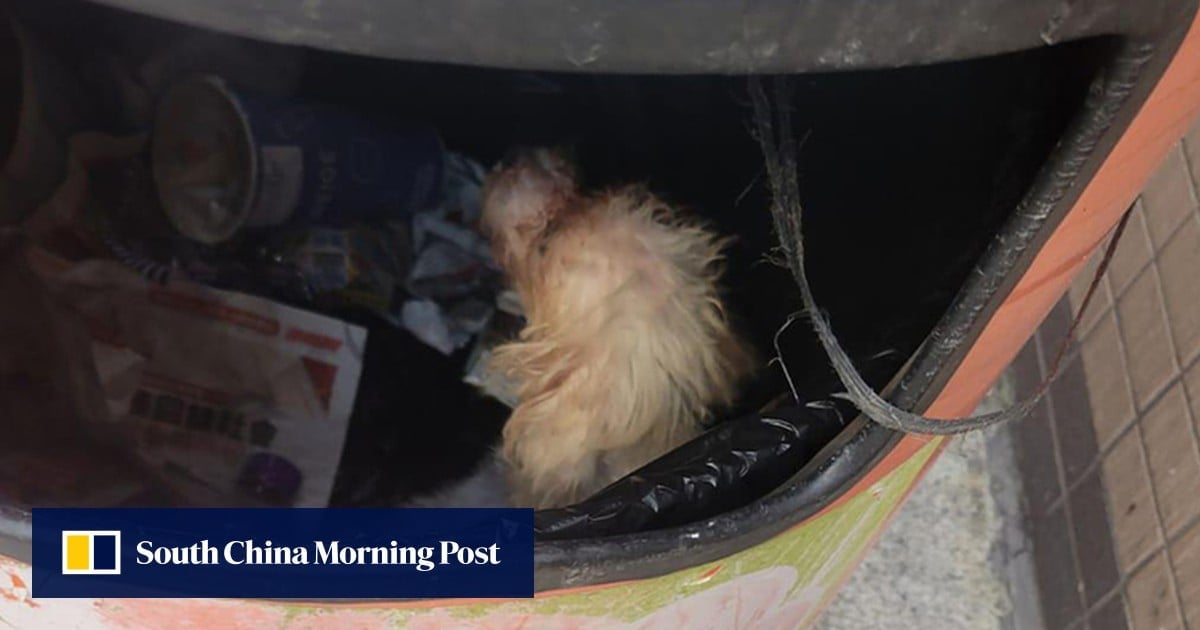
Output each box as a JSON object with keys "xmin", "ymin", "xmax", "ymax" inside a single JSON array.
[{"xmin": 237, "ymin": 453, "xmax": 303, "ymax": 505}]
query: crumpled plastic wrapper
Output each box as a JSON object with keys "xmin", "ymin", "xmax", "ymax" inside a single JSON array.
[
  {"xmin": 461, "ymin": 305, "xmax": 524, "ymax": 408},
  {"xmin": 285, "ymin": 222, "xmax": 412, "ymax": 313},
  {"xmin": 0, "ymin": 233, "xmax": 182, "ymax": 509},
  {"xmin": 25, "ymin": 248, "xmax": 367, "ymax": 508},
  {"xmin": 393, "ymin": 153, "xmax": 505, "ymax": 356}
]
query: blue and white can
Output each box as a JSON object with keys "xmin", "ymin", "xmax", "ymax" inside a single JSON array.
[{"xmin": 151, "ymin": 75, "xmax": 445, "ymax": 244}]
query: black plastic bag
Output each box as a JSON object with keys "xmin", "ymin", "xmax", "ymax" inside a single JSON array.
[{"xmin": 534, "ymin": 402, "xmax": 848, "ymax": 540}]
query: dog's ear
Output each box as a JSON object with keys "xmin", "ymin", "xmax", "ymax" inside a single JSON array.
[{"xmin": 481, "ymin": 148, "xmax": 577, "ymax": 271}]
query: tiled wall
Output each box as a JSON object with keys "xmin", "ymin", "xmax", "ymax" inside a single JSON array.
[{"xmin": 1011, "ymin": 121, "xmax": 1200, "ymax": 630}]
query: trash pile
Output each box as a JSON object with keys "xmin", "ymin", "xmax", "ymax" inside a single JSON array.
[
  {"xmin": 1, "ymin": 25, "xmax": 519, "ymax": 509},
  {"xmin": 0, "ymin": 14, "xmax": 867, "ymax": 529}
]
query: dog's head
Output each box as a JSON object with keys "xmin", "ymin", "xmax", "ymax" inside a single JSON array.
[{"xmin": 480, "ymin": 147, "xmax": 577, "ymax": 275}]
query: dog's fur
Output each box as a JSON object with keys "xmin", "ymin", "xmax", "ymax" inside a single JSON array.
[{"xmin": 480, "ymin": 149, "xmax": 755, "ymax": 509}]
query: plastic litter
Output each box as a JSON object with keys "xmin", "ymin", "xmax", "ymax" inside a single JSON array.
[
  {"xmin": 26, "ymin": 248, "xmax": 367, "ymax": 508},
  {"xmin": 533, "ymin": 402, "xmax": 847, "ymax": 539},
  {"xmin": 462, "ymin": 307, "xmax": 525, "ymax": 409},
  {"xmin": 394, "ymin": 152, "xmax": 504, "ymax": 356}
]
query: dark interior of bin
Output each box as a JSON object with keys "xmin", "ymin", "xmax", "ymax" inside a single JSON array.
[
  {"xmin": 2, "ymin": 0, "xmax": 1112, "ymax": 534},
  {"xmin": 324, "ymin": 41, "xmax": 1111, "ymax": 509}
]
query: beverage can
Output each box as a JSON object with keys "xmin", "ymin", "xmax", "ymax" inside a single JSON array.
[{"xmin": 151, "ymin": 75, "xmax": 445, "ymax": 244}]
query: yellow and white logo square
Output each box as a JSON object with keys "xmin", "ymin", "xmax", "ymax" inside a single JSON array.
[{"xmin": 61, "ymin": 530, "xmax": 121, "ymax": 575}]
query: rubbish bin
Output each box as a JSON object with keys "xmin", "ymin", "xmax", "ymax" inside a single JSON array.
[{"xmin": 2, "ymin": 0, "xmax": 1200, "ymax": 626}]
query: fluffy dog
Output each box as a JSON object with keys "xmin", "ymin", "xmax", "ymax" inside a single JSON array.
[{"xmin": 480, "ymin": 149, "xmax": 755, "ymax": 509}]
